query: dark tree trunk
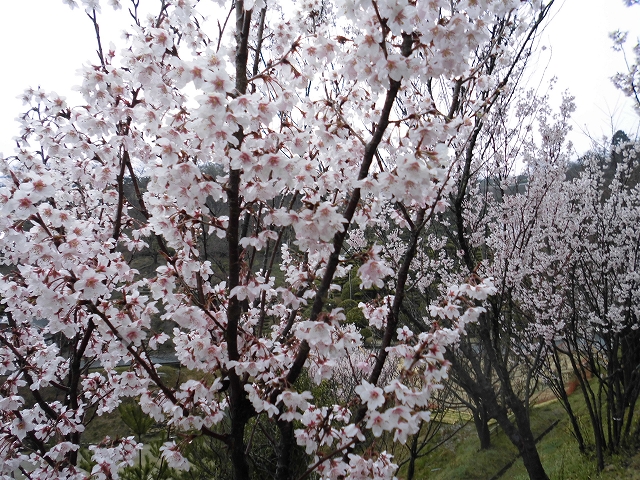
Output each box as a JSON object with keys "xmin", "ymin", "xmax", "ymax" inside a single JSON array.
[
  {"xmin": 405, "ymin": 425, "xmax": 421, "ymax": 480},
  {"xmin": 276, "ymin": 420, "xmax": 294, "ymax": 480},
  {"xmin": 227, "ymin": 3, "xmax": 253, "ymax": 479},
  {"xmin": 562, "ymin": 393, "xmax": 586, "ymax": 453},
  {"xmin": 510, "ymin": 402, "xmax": 550, "ymax": 480},
  {"xmin": 229, "ymin": 409, "xmax": 250, "ymax": 480},
  {"xmin": 406, "ymin": 453, "xmax": 417, "ymax": 480},
  {"xmin": 551, "ymin": 348, "xmax": 586, "ymax": 452},
  {"xmin": 448, "ymin": 346, "xmax": 550, "ymax": 480},
  {"xmin": 473, "ymin": 405, "xmax": 492, "ymax": 450}
]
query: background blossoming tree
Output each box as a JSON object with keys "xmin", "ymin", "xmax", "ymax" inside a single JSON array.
[{"xmin": 0, "ymin": 0, "xmax": 552, "ymax": 479}]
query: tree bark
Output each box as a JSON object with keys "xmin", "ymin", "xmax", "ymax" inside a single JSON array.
[
  {"xmin": 406, "ymin": 431, "xmax": 419, "ymax": 480},
  {"xmin": 509, "ymin": 401, "xmax": 550, "ymax": 480},
  {"xmin": 227, "ymin": 3, "xmax": 254, "ymax": 479},
  {"xmin": 473, "ymin": 405, "xmax": 492, "ymax": 450},
  {"xmin": 448, "ymin": 342, "xmax": 550, "ymax": 480},
  {"xmin": 276, "ymin": 420, "xmax": 294, "ymax": 480}
]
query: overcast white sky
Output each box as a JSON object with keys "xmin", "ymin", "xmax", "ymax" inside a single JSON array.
[
  {"xmin": 0, "ymin": 0, "xmax": 639, "ymax": 156},
  {"xmin": 532, "ymin": 0, "xmax": 640, "ymax": 153}
]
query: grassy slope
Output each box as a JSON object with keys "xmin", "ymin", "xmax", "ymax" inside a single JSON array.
[{"xmin": 404, "ymin": 386, "xmax": 640, "ymax": 480}]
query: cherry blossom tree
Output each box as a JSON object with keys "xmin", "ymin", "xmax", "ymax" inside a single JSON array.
[
  {"xmin": 469, "ymin": 84, "xmax": 640, "ymax": 472},
  {"xmin": 0, "ymin": 0, "xmax": 549, "ymax": 479},
  {"xmin": 541, "ymin": 136, "xmax": 640, "ymax": 471},
  {"xmin": 366, "ymin": 1, "xmax": 568, "ymax": 471},
  {"xmin": 427, "ymin": 85, "xmax": 572, "ymax": 480}
]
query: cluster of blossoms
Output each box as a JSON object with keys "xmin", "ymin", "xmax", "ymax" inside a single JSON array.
[{"xmin": 0, "ymin": 0, "xmax": 542, "ymax": 478}]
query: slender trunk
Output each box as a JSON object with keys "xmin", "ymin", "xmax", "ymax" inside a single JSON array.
[
  {"xmin": 621, "ymin": 324, "xmax": 640, "ymax": 443},
  {"xmin": 566, "ymin": 338, "xmax": 606, "ymax": 470},
  {"xmin": 448, "ymin": 347, "xmax": 548, "ymax": 479},
  {"xmin": 624, "ymin": 390, "xmax": 638, "ymax": 442},
  {"xmin": 284, "ymin": 36, "xmax": 412, "ymax": 388},
  {"xmin": 475, "ymin": 315, "xmax": 550, "ymax": 480},
  {"xmin": 551, "ymin": 348, "xmax": 586, "ymax": 452},
  {"xmin": 562, "ymin": 391, "xmax": 586, "ymax": 453},
  {"xmin": 510, "ymin": 401, "xmax": 549, "ymax": 480},
  {"xmin": 227, "ymin": 3, "xmax": 253, "ymax": 479},
  {"xmin": 276, "ymin": 421, "xmax": 294, "ymax": 480},
  {"xmin": 594, "ymin": 422, "xmax": 605, "ymax": 472},
  {"xmin": 406, "ymin": 433, "xmax": 419, "ymax": 480},
  {"xmin": 230, "ymin": 402, "xmax": 251, "ymax": 480},
  {"xmin": 473, "ymin": 405, "xmax": 491, "ymax": 450}
]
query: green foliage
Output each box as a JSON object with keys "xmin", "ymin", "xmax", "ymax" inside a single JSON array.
[
  {"xmin": 345, "ymin": 308, "xmax": 367, "ymax": 329},
  {"xmin": 78, "ymin": 448, "xmax": 96, "ymax": 476},
  {"xmin": 119, "ymin": 402, "xmax": 155, "ymax": 439},
  {"xmin": 177, "ymin": 434, "xmax": 233, "ymax": 479},
  {"xmin": 340, "ymin": 275, "xmax": 362, "ymax": 301},
  {"xmin": 294, "ymin": 368, "xmax": 336, "ymax": 408},
  {"xmin": 338, "ymin": 299, "xmax": 359, "ymax": 312},
  {"xmin": 121, "ymin": 440, "xmax": 176, "ymax": 480},
  {"xmin": 111, "ymin": 369, "xmax": 319, "ymax": 480},
  {"xmin": 360, "ymin": 327, "xmax": 373, "ymax": 340},
  {"xmin": 170, "ymin": 417, "xmax": 311, "ymax": 480}
]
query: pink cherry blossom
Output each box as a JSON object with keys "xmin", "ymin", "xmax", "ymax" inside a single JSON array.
[{"xmin": 0, "ymin": 0, "xmax": 553, "ymax": 477}]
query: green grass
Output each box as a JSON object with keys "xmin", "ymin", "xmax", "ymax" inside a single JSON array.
[
  {"xmin": 408, "ymin": 417, "xmax": 519, "ymax": 480},
  {"xmin": 402, "ymin": 385, "xmax": 640, "ymax": 480}
]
